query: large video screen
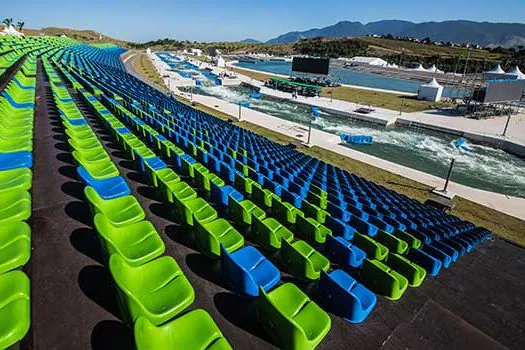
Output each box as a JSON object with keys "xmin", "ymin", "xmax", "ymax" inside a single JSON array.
[
  {"xmin": 292, "ymin": 57, "xmax": 330, "ymax": 75},
  {"xmin": 484, "ymin": 79, "xmax": 525, "ymax": 103}
]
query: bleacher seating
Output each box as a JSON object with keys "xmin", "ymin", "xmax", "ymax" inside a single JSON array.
[{"xmin": 0, "ymin": 35, "xmax": 493, "ymax": 349}]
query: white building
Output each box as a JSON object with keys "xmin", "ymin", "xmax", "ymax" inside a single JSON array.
[
  {"xmin": 188, "ymin": 48, "xmax": 203, "ymax": 56},
  {"xmin": 216, "ymin": 56, "xmax": 226, "ymax": 68},
  {"xmin": 348, "ymin": 56, "xmax": 388, "ymax": 67},
  {"xmin": 418, "ymin": 78, "xmax": 443, "ymax": 102}
]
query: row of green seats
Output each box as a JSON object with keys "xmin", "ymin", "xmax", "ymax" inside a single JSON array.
[
  {"xmin": 49, "ymin": 59, "xmax": 233, "ymax": 349},
  {"xmin": 0, "ymin": 55, "xmax": 36, "ymax": 349}
]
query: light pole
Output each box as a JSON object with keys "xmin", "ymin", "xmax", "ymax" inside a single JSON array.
[
  {"xmin": 238, "ymin": 102, "xmax": 242, "ymax": 121},
  {"xmin": 307, "ymin": 117, "xmax": 313, "ymax": 144},
  {"xmin": 399, "ymin": 97, "xmax": 406, "ymax": 116},
  {"xmin": 502, "ymin": 112, "xmax": 512, "ymax": 137},
  {"xmin": 442, "ymin": 158, "xmax": 456, "ymax": 193},
  {"xmin": 462, "ymin": 47, "xmax": 472, "ymax": 80}
]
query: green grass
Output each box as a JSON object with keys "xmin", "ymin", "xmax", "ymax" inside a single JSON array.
[
  {"xmin": 357, "ymin": 37, "xmax": 502, "ymax": 60},
  {"xmin": 321, "ymin": 86, "xmax": 452, "ymax": 113}
]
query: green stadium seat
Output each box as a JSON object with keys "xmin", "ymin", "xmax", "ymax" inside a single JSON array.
[
  {"xmin": 272, "ymin": 197, "xmax": 303, "ymax": 226},
  {"xmin": 360, "ymin": 259, "xmax": 409, "ymax": 300},
  {"xmin": 195, "ymin": 219, "xmax": 244, "ymax": 258},
  {"xmin": 393, "ymin": 230, "xmax": 422, "ymax": 249},
  {"xmin": 0, "ymin": 271, "xmax": 30, "ymax": 349},
  {"xmin": 0, "ymin": 190, "xmax": 31, "ymax": 224},
  {"xmin": 84, "ymin": 186, "xmax": 146, "ymax": 227},
  {"xmin": 0, "ymin": 168, "xmax": 32, "ymax": 193},
  {"xmin": 157, "ymin": 169, "xmax": 182, "ymax": 203},
  {"xmin": 295, "ymin": 215, "xmax": 332, "ymax": 244},
  {"xmin": 251, "ymin": 215, "xmax": 294, "ymax": 251},
  {"xmin": 110, "ymin": 254, "xmax": 195, "ymax": 325},
  {"xmin": 251, "ymin": 182, "xmax": 274, "ymax": 210},
  {"xmin": 93, "ymin": 214, "xmax": 165, "ymax": 266},
  {"xmin": 386, "ymin": 253, "xmax": 427, "ymax": 287},
  {"xmin": 257, "ymin": 283, "xmax": 331, "ymax": 349},
  {"xmin": 229, "ymin": 198, "xmax": 266, "ymax": 226},
  {"xmin": 0, "ymin": 221, "xmax": 31, "ymax": 274},
  {"xmin": 134, "ymin": 309, "xmax": 232, "ymax": 350},
  {"xmin": 281, "ymin": 240, "xmax": 330, "ymax": 280},
  {"xmin": 177, "ymin": 197, "xmax": 218, "ymax": 227},
  {"xmin": 353, "ymin": 233, "xmax": 389, "ymax": 260},
  {"xmin": 375, "ymin": 230, "xmax": 409, "ymax": 254}
]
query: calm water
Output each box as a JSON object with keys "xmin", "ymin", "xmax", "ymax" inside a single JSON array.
[{"xmin": 234, "ymin": 61, "xmax": 465, "ymax": 97}]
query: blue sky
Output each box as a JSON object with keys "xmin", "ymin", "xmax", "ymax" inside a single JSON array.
[{"xmin": 4, "ymin": 0, "xmax": 525, "ymax": 42}]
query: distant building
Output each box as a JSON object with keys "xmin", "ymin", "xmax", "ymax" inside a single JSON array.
[
  {"xmin": 348, "ymin": 56, "xmax": 388, "ymax": 67},
  {"xmin": 188, "ymin": 48, "xmax": 202, "ymax": 56},
  {"xmin": 418, "ymin": 78, "xmax": 443, "ymax": 102},
  {"xmin": 216, "ymin": 57, "xmax": 226, "ymax": 68}
]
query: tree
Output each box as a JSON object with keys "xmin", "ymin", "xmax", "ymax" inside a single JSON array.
[
  {"xmin": 2, "ymin": 18, "xmax": 13, "ymax": 27},
  {"xmin": 17, "ymin": 21, "xmax": 24, "ymax": 32}
]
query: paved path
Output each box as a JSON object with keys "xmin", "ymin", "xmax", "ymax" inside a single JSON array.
[{"xmin": 178, "ymin": 90, "xmax": 525, "ymax": 221}]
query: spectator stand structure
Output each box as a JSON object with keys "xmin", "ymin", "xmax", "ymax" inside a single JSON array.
[{"xmin": 0, "ymin": 36, "xmax": 499, "ymax": 350}]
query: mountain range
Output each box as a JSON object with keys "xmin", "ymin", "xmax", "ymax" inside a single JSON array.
[{"xmin": 265, "ymin": 20, "xmax": 525, "ymax": 48}]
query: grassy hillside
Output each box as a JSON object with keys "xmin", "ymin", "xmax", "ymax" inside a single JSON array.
[
  {"xmin": 356, "ymin": 36, "xmax": 502, "ymax": 59},
  {"xmin": 22, "ymin": 27, "xmax": 129, "ymax": 47}
]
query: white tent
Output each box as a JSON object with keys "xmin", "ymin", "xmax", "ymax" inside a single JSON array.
[
  {"xmin": 484, "ymin": 64, "xmax": 507, "ymax": 80},
  {"xmin": 412, "ymin": 64, "xmax": 427, "ymax": 72},
  {"xmin": 427, "ymin": 64, "xmax": 444, "ymax": 74},
  {"xmin": 418, "ymin": 78, "xmax": 443, "ymax": 102},
  {"xmin": 0, "ymin": 24, "xmax": 25, "ymax": 37},
  {"xmin": 506, "ymin": 66, "xmax": 525, "ymax": 79},
  {"xmin": 485, "ymin": 64, "xmax": 505, "ymax": 74}
]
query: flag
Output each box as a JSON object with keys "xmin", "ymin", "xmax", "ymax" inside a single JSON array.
[{"xmin": 311, "ymin": 106, "xmax": 320, "ymax": 120}]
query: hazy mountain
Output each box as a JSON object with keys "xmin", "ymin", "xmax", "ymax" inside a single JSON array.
[
  {"xmin": 240, "ymin": 38, "xmax": 262, "ymax": 44},
  {"xmin": 266, "ymin": 20, "xmax": 525, "ymax": 47},
  {"xmin": 266, "ymin": 21, "xmax": 367, "ymax": 44},
  {"xmin": 364, "ymin": 20, "xmax": 414, "ymax": 35}
]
